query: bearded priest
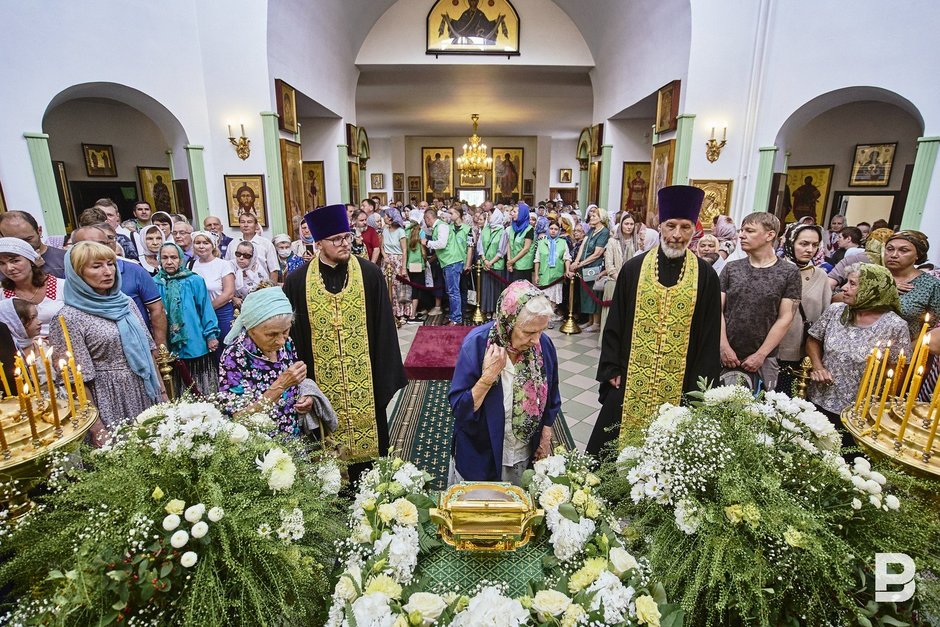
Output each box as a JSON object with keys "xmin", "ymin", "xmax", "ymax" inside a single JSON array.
[
  {"xmin": 283, "ymin": 204, "xmax": 407, "ymax": 484},
  {"xmin": 587, "ymin": 185, "xmax": 721, "ymax": 456}
]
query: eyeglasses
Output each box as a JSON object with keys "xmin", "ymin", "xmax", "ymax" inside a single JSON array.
[
  {"xmin": 323, "ymin": 233, "xmax": 353, "ymax": 246},
  {"xmin": 234, "ymin": 252, "xmax": 252, "ymax": 259}
]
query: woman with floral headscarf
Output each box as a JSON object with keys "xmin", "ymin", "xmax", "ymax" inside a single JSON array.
[
  {"xmin": 382, "ymin": 207, "xmax": 411, "ymax": 323},
  {"xmin": 154, "ymin": 242, "xmax": 220, "ymax": 396},
  {"xmin": 777, "ymin": 223, "xmax": 832, "ymax": 395},
  {"xmin": 883, "ymin": 230, "xmax": 940, "ymax": 339},
  {"xmin": 448, "ymin": 281, "xmax": 561, "ymax": 485},
  {"xmin": 807, "ymin": 263, "xmax": 910, "ymax": 446}
]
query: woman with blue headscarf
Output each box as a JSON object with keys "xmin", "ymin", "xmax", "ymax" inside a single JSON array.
[
  {"xmin": 218, "ymin": 287, "xmax": 312, "ymax": 436},
  {"xmin": 49, "ymin": 242, "xmax": 164, "ymax": 444},
  {"xmin": 506, "ymin": 202, "xmax": 536, "ymax": 282},
  {"xmin": 154, "ymin": 242, "xmax": 220, "ymax": 396}
]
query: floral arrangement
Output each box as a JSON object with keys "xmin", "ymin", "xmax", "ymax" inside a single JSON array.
[
  {"xmin": 0, "ymin": 400, "xmax": 345, "ymax": 626},
  {"xmin": 327, "ymin": 450, "xmax": 682, "ymax": 626},
  {"xmin": 600, "ymin": 384, "xmax": 940, "ymax": 627}
]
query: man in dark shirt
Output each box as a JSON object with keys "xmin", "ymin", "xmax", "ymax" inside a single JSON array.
[
  {"xmin": 0, "ymin": 211, "xmax": 66, "ymax": 278},
  {"xmin": 720, "ymin": 212, "xmax": 801, "ymax": 391}
]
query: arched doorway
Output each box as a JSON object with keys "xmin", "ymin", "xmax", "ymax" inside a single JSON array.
[
  {"xmin": 773, "ymin": 87, "xmax": 923, "ymax": 230},
  {"xmin": 42, "ymin": 82, "xmax": 190, "ymax": 229}
]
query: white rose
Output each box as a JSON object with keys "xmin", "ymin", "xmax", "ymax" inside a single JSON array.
[
  {"xmin": 532, "ymin": 589, "xmax": 572, "ymax": 619},
  {"xmin": 170, "ymin": 530, "xmax": 189, "ymax": 548},
  {"xmin": 180, "ymin": 551, "xmax": 198, "ymax": 568},
  {"xmin": 393, "ymin": 498, "xmax": 419, "ymax": 526},
  {"xmin": 334, "ymin": 573, "xmax": 359, "ymax": 602},
  {"xmin": 162, "ymin": 514, "xmax": 181, "ymax": 531},
  {"xmin": 608, "ymin": 547, "xmax": 639, "ymax": 576},
  {"xmin": 851, "ymin": 498, "xmax": 862, "ymax": 510},
  {"xmin": 403, "ymin": 592, "xmax": 448, "ymax": 624},
  {"xmin": 207, "ymin": 507, "xmax": 224, "ymax": 522},
  {"xmin": 228, "ymin": 423, "xmax": 250, "ymax": 444},
  {"xmin": 539, "ymin": 484, "xmax": 571, "ymax": 511},
  {"xmin": 184, "ymin": 503, "xmax": 206, "ymax": 523},
  {"xmin": 191, "ymin": 521, "xmax": 209, "ymax": 539},
  {"xmin": 884, "ymin": 494, "xmax": 900, "ymax": 510}
]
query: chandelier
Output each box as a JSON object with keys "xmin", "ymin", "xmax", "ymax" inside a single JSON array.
[{"xmin": 456, "ymin": 114, "xmax": 492, "ymax": 175}]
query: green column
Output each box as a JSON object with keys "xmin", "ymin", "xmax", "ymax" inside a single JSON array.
[
  {"xmin": 752, "ymin": 146, "xmax": 779, "ymax": 213},
  {"xmin": 23, "ymin": 133, "xmax": 65, "ymax": 235},
  {"xmin": 901, "ymin": 136, "xmax": 940, "ymax": 230},
  {"xmin": 166, "ymin": 149, "xmax": 176, "ymax": 180},
  {"xmin": 184, "ymin": 145, "xmax": 210, "ymax": 226},
  {"xmin": 577, "ymin": 166, "xmax": 589, "ymax": 215},
  {"xmin": 672, "ymin": 114, "xmax": 695, "ymax": 184},
  {"xmin": 261, "ymin": 111, "xmax": 287, "ymax": 235},
  {"xmin": 598, "ymin": 145, "xmax": 613, "ymax": 210},
  {"xmin": 338, "ymin": 145, "xmax": 350, "ymax": 204},
  {"xmin": 359, "ymin": 163, "xmax": 367, "ymax": 202}
]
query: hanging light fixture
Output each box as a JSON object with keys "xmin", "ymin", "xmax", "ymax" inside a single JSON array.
[{"xmin": 457, "ymin": 114, "xmax": 492, "ymax": 175}]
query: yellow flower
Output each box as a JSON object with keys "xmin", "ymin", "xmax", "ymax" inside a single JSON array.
[
  {"xmin": 584, "ymin": 496, "xmax": 601, "ymax": 519},
  {"xmin": 635, "ymin": 595, "xmax": 661, "ymax": 627},
  {"xmin": 365, "ymin": 573, "xmax": 403, "ymax": 599},
  {"xmin": 585, "ymin": 473, "xmax": 600, "ymax": 487},
  {"xmin": 165, "ymin": 499, "xmax": 185, "ymax": 515},
  {"xmin": 393, "ymin": 498, "xmax": 419, "ymax": 526},
  {"xmin": 783, "ymin": 526, "xmax": 807, "ymax": 548},
  {"xmin": 362, "ymin": 498, "xmax": 376, "ymax": 512},
  {"xmin": 724, "ymin": 504, "xmax": 744, "ymax": 525},
  {"xmin": 378, "ymin": 503, "xmax": 397, "ymax": 524},
  {"xmin": 742, "ymin": 503, "xmax": 761, "ymax": 529},
  {"xmin": 151, "ymin": 486, "xmax": 165, "ymax": 501},
  {"xmin": 568, "ymin": 557, "xmax": 607, "ymax": 593},
  {"xmin": 560, "ymin": 603, "xmax": 586, "ymax": 627}
]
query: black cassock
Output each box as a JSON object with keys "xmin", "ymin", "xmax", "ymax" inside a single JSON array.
[
  {"xmin": 282, "ymin": 257, "xmax": 407, "ymax": 465},
  {"xmin": 586, "ymin": 248, "xmax": 722, "ymax": 457}
]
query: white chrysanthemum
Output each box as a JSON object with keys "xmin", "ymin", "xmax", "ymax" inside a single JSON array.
[
  {"xmin": 207, "ymin": 506, "xmax": 224, "ymax": 522},
  {"xmin": 316, "ymin": 461, "xmax": 343, "ymax": 496},
  {"xmin": 170, "ymin": 530, "xmax": 189, "ymax": 548},
  {"xmin": 256, "ymin": 448, "xmax": 296, "ymax": 492},
  {"xmin": 162, "ymin": 514, "xmax": 180, "ymax": 531},
  {"xmin": 184, "ymin": 503, "xmax": 205, "ymax": 523},
  {"xmin": 190, "ymin": 521, "xmax": 209, "ymax": 539},
  {"xmin": 180, "ymin": 551, "xmax": 198, "ymax": 568}
]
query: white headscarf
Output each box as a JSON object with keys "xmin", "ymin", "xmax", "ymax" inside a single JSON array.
[
  {"xmin": 488, "ymin": 208, "xmax": 505, "ymax": 227},
  {"xmin": 0, "ymin": 298, "xmax": 31, "ymax": 348}
]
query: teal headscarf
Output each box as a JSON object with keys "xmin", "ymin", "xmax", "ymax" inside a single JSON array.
[
  {"xmin": 154, "ymin": 243, "xmax": 196, "ymax": 352},
  {"xmin": 224, "ymin": 287, "xmax": 294, "ymax": 344},
  {"xmin": 63, "ymin": 245, "xmax": 162, "ymax": 401}
]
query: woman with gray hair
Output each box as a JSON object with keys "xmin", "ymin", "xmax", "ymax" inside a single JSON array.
[{"xmin": 448, "ymin": 281, "xmax": 562, "ymax": 485}]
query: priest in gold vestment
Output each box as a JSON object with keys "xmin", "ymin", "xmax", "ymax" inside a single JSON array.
[
  {"xmin": 283, "ymin": 204, "xmax": 407, "ymax": 483},
  {"xmin": 587, "ymin": 186, "xmax": 721, "ymax": 456}
]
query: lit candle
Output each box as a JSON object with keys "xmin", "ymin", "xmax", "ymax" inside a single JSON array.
[
  {"xmin": 22, "ymin": 382, "xmax": 38, "ymax": 441},
  {"xmin": 897, "ymin": 365, "xmax": 924, "ymax": 442},
  {"xmin": 860, "ymin": 349, "xmax": 882, "ymax": 421},
  {"xmin": 854, "ymin": 348, "xmax": 877, "ymax": 414},
  {"xmin": 909, "ymin": 334, "xmax": 932, "ymax": 398},
  {"xmin": 42, "ymin": 348, "xmax": 59, "ymax": 429},
  {"xmin": 892, "ymin": 350, "xmax": 906, "ymax": 396},
  {"xmin": 0, "ymin": 361, "xmax": 10, "ymax": 397},
  {"xmin": 874, "ymin": 341, "xmax": 891, "ymax": 394},
  {"xmin": 59, "ymin": 316, "xmax": 74, "ymax": 356},
  {"xmin": 75, "ymin": 365, "xmax": 87, "ymax": 409},
  {"xmin": 25, "ymin": 354, "xmax": 41, "ymax": 402},
  {"xmin": 58, "ymin": 359, "xmax": 75, "ymax": 419},
  {"xmin": 874, "ymin": 369, "xmax": 894, "ymax": 433},
  {"xmin": 66, "ymin": 351, "xmax": 81, "ymax": 407},
  {"xmin": 13, "ymin": 367, "xmax": 26, "ymax": 418}
]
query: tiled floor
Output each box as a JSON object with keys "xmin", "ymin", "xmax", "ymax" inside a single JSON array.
[{"xmin": 393, "ymin": 321, "xmax": 602, "ymax": 451}]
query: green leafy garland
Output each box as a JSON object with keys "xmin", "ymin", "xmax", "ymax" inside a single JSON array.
[
  {"xmin": 0, "ymin": 401, "xmax": 345, "ymax": 626},
  {"xmin": 597, "ymin": 384, "xmax": 940, "ymax": 627}
]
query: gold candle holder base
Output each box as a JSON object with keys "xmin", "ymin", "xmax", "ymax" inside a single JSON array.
[
  {"xmin": 841, "ymin": 402, "xmax": 940, "ymax": 481},
  {"xmin": 559, "ymin": 276, "xmax": 581, "ymax": 335}
]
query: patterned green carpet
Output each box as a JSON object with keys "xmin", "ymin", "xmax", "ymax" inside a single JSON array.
[{"xmin": 388, "ymin": 380, "xmax": 575, "ymax": 490}]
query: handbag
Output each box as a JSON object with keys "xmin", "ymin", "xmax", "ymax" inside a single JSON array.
[
  {"xmin": 408, "ymin": 262, "xmax": 423, "ymax": 273},
  {"xmin": 582, "ymin": 264, "xmax": 603, "ymax": 282}
]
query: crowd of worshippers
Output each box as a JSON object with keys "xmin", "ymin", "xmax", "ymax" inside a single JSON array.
[{"xmin": 0, "ymin": 190, "xmax": 937, "ymax": 463}]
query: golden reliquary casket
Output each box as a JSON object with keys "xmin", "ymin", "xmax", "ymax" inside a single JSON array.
[{"xmin": 429, "ymin": 482, "xmax": 543, "ymax": 552}]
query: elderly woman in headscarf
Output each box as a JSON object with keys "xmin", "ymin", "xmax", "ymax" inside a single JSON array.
[
  {"xmin": 218, "ymin": 288, "xmax": 315, "ymax": 437},
  {"xmin": 272, "ymin": 234, "xmax": 304, "ymax": 283},
  {"xmin": 776, "ymin": 222, "xmax": 832, "ymax": 395},
  {"xmin": 507, "ymin": 202, "xmax": 536, "ymax": 282},
  {"xmin": 137, "ymin": 224, "xmax": 164, "ymax": 275},
  {"xmin": 807, "ymin": 263, "xmax": 910, "ymax": 446},
  {"xmin": 0, "ymin": 237, "xmax": 64, "ymax": 337},
  {"xmin": 381, "ymin": 207, "xmax": 411, "ymax": 323},
  {"xmin": 882, "ymin": 230, "xmax": 940, "ymax": 338},
  {"xmin": 448, "ymin": 281, "xmax": 561, "ymax": 485},
  {"xmin": 154, "ymin": 242, "xmax": 220, "ymax": 395},
  {"xmin": 49, "ymin": 242, "xmax": 164, "ymax": 444},
  {"xmin": 478, "ymin": 206, "xmax": 509, "ymax": 319}
]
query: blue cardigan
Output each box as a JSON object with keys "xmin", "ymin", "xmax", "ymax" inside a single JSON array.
[{"xmin": 448, "ymin": 322, "xmax": 561, "ymax": 481}]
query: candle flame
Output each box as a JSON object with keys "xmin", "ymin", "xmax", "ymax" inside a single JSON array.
[
  {"xmin": 887, "ymin": 369, "xmax": 894, "ymax": 378},
  {"xmin": 23, "ymin": 383, "xmax": 29, "ymax": 395},
  {"xmin": 927, "ymin": 313, "xmax": 931, "ymax": 323},
  {"xmin": 886, "ymin": 340, "xmax": 892, "ymax": 347},
  {"xmin": 58, "ymin": 359, "xmax": 66, "ymax": 369},
  {"xmin": 14, "ymin": 367, "xmax": 20, "ymax": 376},
  {"xmin": 66, "ymin": 351, "xmax": 72, "ymax": 359},
  {"xmin": 917, "ymin": 365, "xmax": 924, "ymax": 375},
  {"xmin": 77, "ymin": 365, "xmax": 82, "ymax": 374},
  {"xmin": 26, "ymin": 354, "xmax": 33, "ymax": 365}
]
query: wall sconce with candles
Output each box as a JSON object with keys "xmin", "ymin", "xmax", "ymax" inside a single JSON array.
[
  {"xmin": 227, "ymin": 123, "xmax": 250, "ymax": 160},
  {"xmin": 705, "ymin": 125, "xmax": 727, "ymax": 163}
]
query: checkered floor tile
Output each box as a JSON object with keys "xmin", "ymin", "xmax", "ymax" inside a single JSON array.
[{"xmin": 393, "ymin": 320, "xmax": 602, "ymax": 451}]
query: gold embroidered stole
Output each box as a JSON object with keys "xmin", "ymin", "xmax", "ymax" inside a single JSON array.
[
  {"xmin": 619, "ymin": 248, "xmax": 698, "ymax": 447},
  {"xmin": 305, "ymin": 256, "xmax": 379, "ymax": 462}
]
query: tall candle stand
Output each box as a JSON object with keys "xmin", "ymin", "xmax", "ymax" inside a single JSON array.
[
  {"xmin": 559, "ymin": 274, "xmax": 582, "ymax": 335},
  {"xmin": 472, "ymin": 259, "xmax": 485, "ymax": 325},
  {"xmin": 155, "ymin": 345, "xmax": 177, "ymax": 401}
]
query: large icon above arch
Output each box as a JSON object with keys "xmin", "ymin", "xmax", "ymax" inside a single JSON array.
[{"xmin": 427, "ymin": 0, "xmax": 520, "ymax": 55}]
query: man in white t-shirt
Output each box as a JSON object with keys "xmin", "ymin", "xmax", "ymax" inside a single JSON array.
[{"xmin": 224, "ymin": 212, "xmax": 278, "ymax": 282}]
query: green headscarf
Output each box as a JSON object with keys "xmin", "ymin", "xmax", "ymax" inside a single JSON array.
[
  {"xmin": 842, "ymin": 263, "xmax": 901, "ymax": 325},
  {"xmin": 224, "ymin": 287, "xmax": 294, "ymax": 344},
  {"xmin": 154, "ymin": 243, "xmax": 197, "ymax": 352}
]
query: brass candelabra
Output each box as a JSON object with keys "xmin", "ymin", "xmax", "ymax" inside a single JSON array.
[
  {"xmin": 559, "ymin": 274, "xmax": 582, "ymax": 335},
  {"xmin": 472, "ymin": 259, "xmax": 485, "ymax": 324},
  {"xmin": 155, "ymin": 344, "xmax": 177, "ymax": 401}
]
